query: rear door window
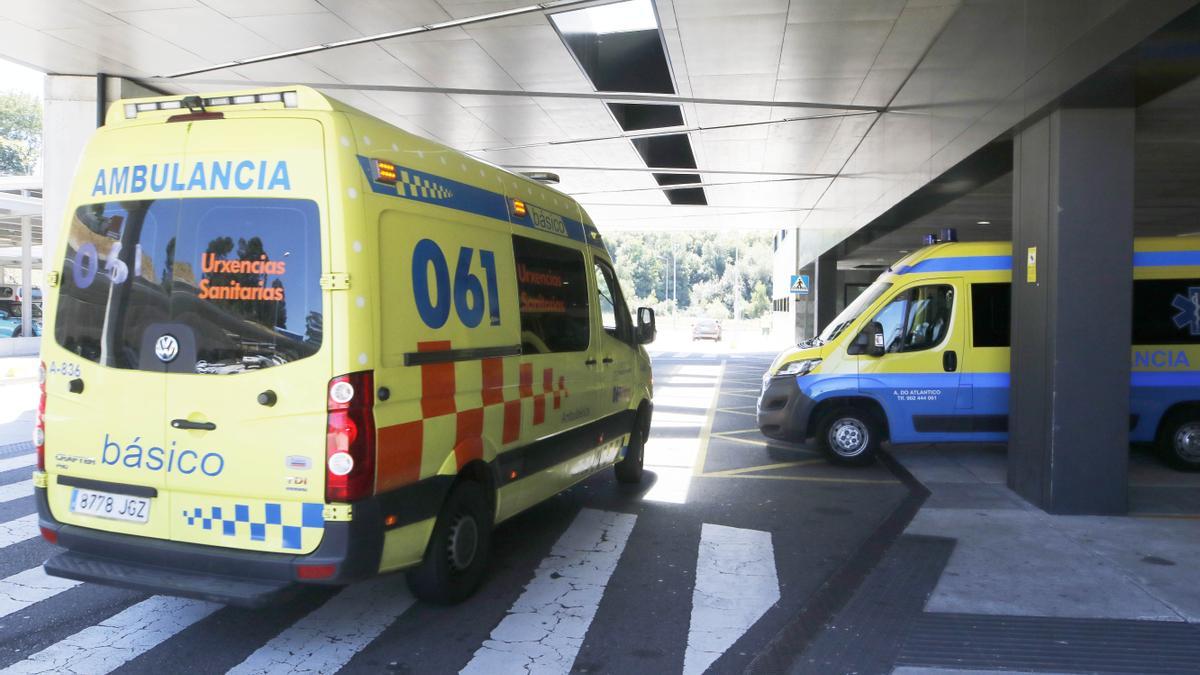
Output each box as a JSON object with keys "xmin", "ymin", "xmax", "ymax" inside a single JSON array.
[
  {"xmin": 1133, "ymin": 279, "xmax": 1200, "ymax": 345},
  {"xmin": 55, "ymin": 198, "xmax": 323, "ymax": 373}
]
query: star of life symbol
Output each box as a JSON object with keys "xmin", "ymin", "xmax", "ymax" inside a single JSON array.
[{"xmin": 1171, "ymin": 287, "xmax": 1200, "ymax": 336}]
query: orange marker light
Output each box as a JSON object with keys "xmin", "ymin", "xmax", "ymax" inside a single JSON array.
[
  {"xmin": 511, "ymin": 199, "xmax": 527, "ymax": 217},
  {"xmin": 509, "ymin": 470, "xmax": 518, "ymax": 480},
  {"xmin": 384, "ymin": 514, "xmax": 398, "ymax": 527},
  {"xmin": 372, "ymin": 159, "xmax": 398, "ymax": 184}
]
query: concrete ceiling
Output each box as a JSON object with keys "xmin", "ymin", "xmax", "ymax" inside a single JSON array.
[
  {"xmin": 0, "ymin": 0, "xmax": 1194, "ymax": 256},
  {"xmin": 840, "ymin": 73, "xmax": 1200, "ymax": 269}
]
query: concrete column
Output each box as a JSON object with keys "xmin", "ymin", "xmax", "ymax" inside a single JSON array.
[
  {"xmin": 1008, "ymin": 107, "xmax": 1134, "ymax": 515},
  {"xmin": 814, "ymin": 253, "xmax": 837, "ymax": 333},
  {"xmin": 793, "ymin": 261, "xmax": 816, "ymax": 340},
  {"xmin": 20, "ymin": 196, "xmax": 32, "ymax": 338},
  {"xmin": 42, "ymin": 76, "xmax": 161, "ymax": 262}
]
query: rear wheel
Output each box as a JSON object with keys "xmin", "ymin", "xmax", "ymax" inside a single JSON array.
[
  {"xmin": 406, "ymin": 480, "xmax": 492, "ymax": 604},
  {"xmin": 816, "ymin": 407, "xmax": 881, "ymax": 466},
  {"xmin": 615, "ymin": 409, "xmax": 648, "ymax": 484},
  {"xmin": 1157, "ymin": 410, "xmax": 1200, "ymax": 471}
]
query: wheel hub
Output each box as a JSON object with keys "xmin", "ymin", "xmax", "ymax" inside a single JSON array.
[
  {"xmin": 446, "ymin": 513, "xmax": 479, "ymax": 572},
  {"xmin": 830, "ymin": 418, "xmax": 867, "ymax": 457},
  {"xmin": 1175, "ymin": 423, "xmax": 1200, "ymax": 462}
]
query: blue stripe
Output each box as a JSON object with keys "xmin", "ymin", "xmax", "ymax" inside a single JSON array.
[
  {"xmin": 894, "ymin": 256, "xmax": 1012, "ymax": 274},
  {"xmin": 1133, "ymin": 251, "xmax": 1200, "ymax": 267},
  {"xmin": 1131, "ymin": 371, "xmax": 1200, "ymax": 387},
  {"xmin": 356, "ymin": 156, "xmax": 587, "ymax": 243}
]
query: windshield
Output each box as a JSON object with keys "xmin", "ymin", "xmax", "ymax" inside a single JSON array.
[
  {"xmin": 815, "ymin": 279, "xmax": 893, "ymax": 343},
  {"xmin": 54, "ymin": 198, "xmax": 323, "ymax": 374}
]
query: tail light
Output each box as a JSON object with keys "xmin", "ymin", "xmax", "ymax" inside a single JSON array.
[
  {"xmin": 34, "ymin": 361, "xmax": 46, "ymax": 471},
  {"xmin": 325, "ymin": 371, "xmax": 376, "ymax": 502}
]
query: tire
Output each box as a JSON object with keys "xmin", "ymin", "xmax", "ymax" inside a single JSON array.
[
  {"xmin": 1157, "ymin": 410, "xmax": 1200, "ymax": 471},
  {"xmin": 406, "ymin": 480, "xmax": 492, "ymax": 604},
  {"xmin": 816, "ymin": 407, "xmax": 881, "ymax": 466},
  {"xmin": 615, "ymin": 409, "xmax": 648, "ymax": 484}
]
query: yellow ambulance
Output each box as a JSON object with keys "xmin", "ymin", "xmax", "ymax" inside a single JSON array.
[
  {"xmin": 34, "ymin": 86, "xmax": 656, "ymax": 605},
  {"xmin": 759, "ymin": 236, "xmax": 1200, "ymax": 469}
]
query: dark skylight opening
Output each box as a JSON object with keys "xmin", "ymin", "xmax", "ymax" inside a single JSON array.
[
  {"xmin": 608, "ymin": 103, "xmax": 684, "ymax": 131},
  {"xmin": 550, "ymin": 0, "xmax": 706, "ymax": 205}
]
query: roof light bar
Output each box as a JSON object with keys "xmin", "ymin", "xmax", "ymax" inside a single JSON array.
[{"xmin": 124, "ymin": 91, "xmax": 299, "ymax": 119}]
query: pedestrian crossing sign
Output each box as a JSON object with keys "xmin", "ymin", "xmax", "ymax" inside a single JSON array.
[{"xmin": 790, "ymin": 274, "xmax": 810, "ymax": 295}]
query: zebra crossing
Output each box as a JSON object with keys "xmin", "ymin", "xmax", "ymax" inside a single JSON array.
[{"xmin": 0, "ymin": 353, "xmax": 891, "ymax": 674}]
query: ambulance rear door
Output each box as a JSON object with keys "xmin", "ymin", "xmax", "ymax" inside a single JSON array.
[{"xmin": 159, "ymin": 117, "xmax": 332, "ymax": 555}]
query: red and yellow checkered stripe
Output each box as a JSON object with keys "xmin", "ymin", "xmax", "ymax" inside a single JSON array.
[{"xmin": 376, "ymin": 341, "xmax": 569, "ymax": 493}]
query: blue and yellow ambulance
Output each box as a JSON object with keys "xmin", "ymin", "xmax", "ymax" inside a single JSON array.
[
  {"xmin": 758, "ymin": 237, "xmax": 1200, "ymax": 469},
  {"xmin": 34, "ymin": 86, "xmax": 655, "ymax": 605}
]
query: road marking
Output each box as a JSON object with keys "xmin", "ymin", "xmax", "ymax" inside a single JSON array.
[
  {"xmin": 699, "ymin": 473, "xmax": 900, "ymax": 485},
  {"xmin": 462, "ymin": 508, "xmax": 637, "ymax": 675},
  {"xmin": 716, "ymin": 407, "xmax": 757, "ymax": 417},
  {"xmin": 0, "ymin": 566, "xmax": 81, "ymax": 620},
  {"xmin": 700, "ymin": 459, "xmax": 825, "ymax": 477},
  {"xmin": 0, "ymin": 480, "xmax": 31, "ymax": 504},
  {"xmin": 0, "ymin": 454, "xmax": 34, "ymax": 473},
  {"xmin": 0, "ymin": 514, "xmax": 38, "ymax": 548},
  {"xmin": 684, "ymin": 524, "xmax": 780, "ymax": 675},
  {"xmin": 645, "ymin": 363, "xmax": 724, "ymax": 503},
  {"xmin": 229, "ymin": 575, "xmax": 415, "ymax": 675},
  {"xmin": 2, "ymin": 595, "xmax": 219, "ymax": 674}
]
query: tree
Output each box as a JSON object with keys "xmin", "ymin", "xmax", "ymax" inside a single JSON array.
[{"xmin": 0, "ymin": 91, "xmax": 41, "ymax": 176}]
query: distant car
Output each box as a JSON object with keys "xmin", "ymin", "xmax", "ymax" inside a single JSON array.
[
  {"xmin": 0, "ymin": 286, "xmax": 42, "ymax": 303},
  {"xmin": 692, "ymin": 319, "xmax": 722, "ymax": 341},
  {"xmin": 0, "ymin": 304, "xmax": 43, "ymax": 338}
]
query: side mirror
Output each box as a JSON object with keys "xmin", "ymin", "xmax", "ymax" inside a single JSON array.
[
  {"xmin": 850, "ymin": 321, "xmax": 886, "ymax": 357},
  {"xmin": 865, "ymin": 321, "xmax": 886, "ymax": 357},
  {"xmin": 636, "ymin": 307, "xmax": 657, "ymax": 344}
]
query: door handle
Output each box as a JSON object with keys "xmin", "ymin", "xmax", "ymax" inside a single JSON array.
[
  {"xmin": 171, "ymin": 419, "xmax": 216, "ymax": 431},
  {"xmin": 943, "ymin": 350, "xmax": 958, "ymax": 373},
  {"xmin": 602, "ymin": 357, "xmax": 614, "ymax": 364},
  {"xmin": 585, "ymin": 358, "xmax": 597, "ymax": 366}
]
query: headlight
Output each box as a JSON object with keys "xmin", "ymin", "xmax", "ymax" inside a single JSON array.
[{"xmin": 777, "ymin": 358, "xmax": 821, "ymax": 377}]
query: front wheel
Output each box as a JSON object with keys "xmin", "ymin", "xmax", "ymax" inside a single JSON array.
[
  {"xmin": 615, "ymin": 409, "xmax": 648, "ymax": 484},
  {"xmin": 406, "ymin": 480, "xmax": 493, "ymax": 604},
  {"xmin": 816, "ymin": 407, "xmax": 881, "ymax": 466},
  {"xmin": 1157, "ymin": 410, "xmax": 1200, "ymax": 471}
]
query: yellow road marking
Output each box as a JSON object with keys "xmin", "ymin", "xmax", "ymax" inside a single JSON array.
[
  {"xmin": 707, "ymin": 433, "xmax": 820, "ymax": 455},
  {"xmin": 691, "ymin": 363, "xmax": 726, "ymax": 476},
  {"xmin": 716, "ymin": 407, "xmax": 757, "ymax": 417},
  {"xmin": 698, "ymin": 473, "xmax": 899, "ymax": 485},
  {"xmin": 701, "ymin": 459, "xmax": 825, "ymax": 476}
]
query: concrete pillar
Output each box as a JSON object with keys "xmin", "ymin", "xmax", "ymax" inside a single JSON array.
[
  {"xmin": 1008, "ymin": 107, "xmax": 1134, "ymax": 515},
  {"xmin": 815, "ymin": 253, "xmax": 837, "ymax": 333},
  {"xmin": 42, "ymin": 76, "xmax": 162, "ymax": 262},
  {"xmin": 20, "ymin": 195, "xmax": 31, "ymax": 338},
  {"xmin": 793, "ymin": 261, "xmax": 816, "ymax": 340}
]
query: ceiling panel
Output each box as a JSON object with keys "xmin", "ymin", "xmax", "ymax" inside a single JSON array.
[
  {"xmin": 234, "ymin": 12, "xmax": 361, "ymax": 51},
  {"xmin": 0, "ymin": 0, "xmax": 121, "ymax": 31},
  {"xmin": 111, "ymin": 6, "xmax": 282, "ymax": 63},
  {"xmin": 380, "ymin": 37, "xmax": 520, "ymax": 90},
  {"xmin": 202, "ymin": 0, "xmax": 326, "ymax": 18}
]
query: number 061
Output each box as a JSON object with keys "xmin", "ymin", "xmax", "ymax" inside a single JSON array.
[{"xmin": 412, "ymin": 239, "xmax": 501, "ymax": 329}]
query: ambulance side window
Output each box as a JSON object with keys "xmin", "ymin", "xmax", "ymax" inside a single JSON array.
[
  {"xmin": 1132, "ymin": 279, "xmax": 1200, "ymax": 344},
  {"xmin": 593, "ymin": 260, "xmax": 634, "ymax": 344},
  {"xmin": 872, "ymin": 284, "xmax": 954, "ymax": 353},
  {"xmin": 971, "ymin": 283, "xmax": 1011, "ymax": 347},
  {"xmin": 512, "ymin": 236, "xmax": 590, "ymax": 354}
]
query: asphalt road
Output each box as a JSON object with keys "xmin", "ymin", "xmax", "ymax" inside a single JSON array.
[{"xmin": 0, "ymin": 351, "xmax": 910, "ymax": 674}]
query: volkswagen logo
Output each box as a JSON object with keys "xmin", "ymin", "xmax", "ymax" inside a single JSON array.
[{"xmin": 155, "ymin": 334, "xmax": 179, "ymax": 363}]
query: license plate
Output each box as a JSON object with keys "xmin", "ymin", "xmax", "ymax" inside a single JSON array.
[{"xmin": 69, "ymin": 488, "xmax": 150, "ymax": 523}]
